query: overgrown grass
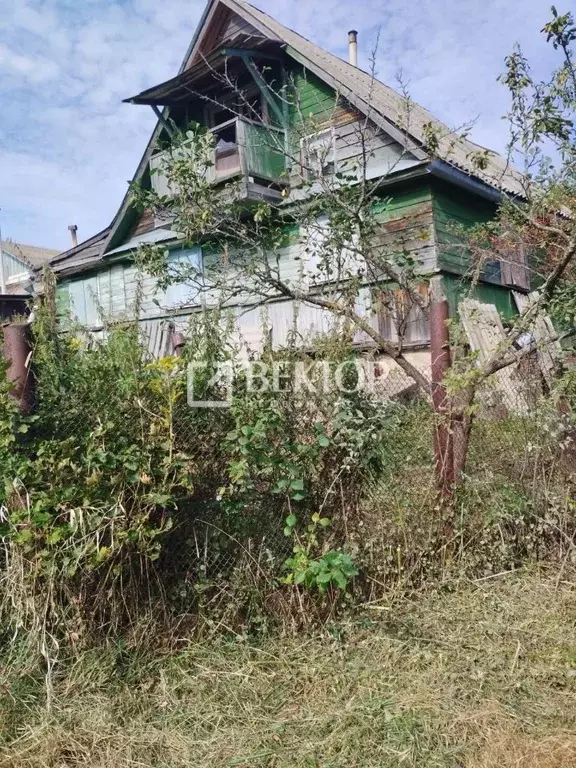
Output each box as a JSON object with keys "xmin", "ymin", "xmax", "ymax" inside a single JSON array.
[{"xmin": 2, "ymin": 568, "xmax": 576, "ymax": 767}]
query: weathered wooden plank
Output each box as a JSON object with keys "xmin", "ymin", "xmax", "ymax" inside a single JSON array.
[
  {"xmin": 460, "ymin": 298, "xmax": 527, "ymax": 413},
  {"xmin": 375, "ymin": 284, "xmax": 430, "ymax": 346},
  {"xmin": 499, "ymin": 241, "xmax": 530, "ymax": 289},
  {"xmin": 222, "ymin": 12, "xmax": 267, "ymax": 42},
  {"xmin": 139, "ymin": 319, "xmax": 174, "ymax": 359},
  {"xmin": 512, "ymin": 291, "xmax": 562, "ymax": 386},
  {"xmin": 134, "ymin": 208, "xmax": 155, "ymax": 236}
]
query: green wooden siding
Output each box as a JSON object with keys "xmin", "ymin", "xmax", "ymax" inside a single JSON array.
[
  {"xmin": 58, "ymin": 264, "xmax": 127, "ymax": 327},
  {"xmin": 58, "ymin": 247, "xmax": 203, "ymax": 328},
  {"xmin": 442, "ymin": 274, "xmax": 518, "ymax": 321},
  {"xmin": 432, "ymin": 182, "xmax": 497, "ymax": 279},
  {"xmin": 372, "ymin": 183, "xmax": 437, "ymax": 274},
  {"xmin": 373, "ymin": 185, "xmax": 433, "ymax": 219},
  {"xmin": 287, "ymin": 67, "xmax": 339, "ymax": 126},
  {"xmin": 243, "ymin": 121, "xmax": 286, "ymax": 181}
]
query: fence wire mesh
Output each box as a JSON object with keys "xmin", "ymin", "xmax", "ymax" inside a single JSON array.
[{"xmin": 6, "ymin": 313, "xmax": 576, "ymax": 622}]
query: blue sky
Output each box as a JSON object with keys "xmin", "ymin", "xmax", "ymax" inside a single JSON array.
[{"xmin": 0, "ymin": 0, "xmax": 560, "ymax": 251}]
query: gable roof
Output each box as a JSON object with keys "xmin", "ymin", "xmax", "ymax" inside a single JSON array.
[
  {"xmin": 244, "ymin": 0, "xmax": 524, "ymax": 197},
  {"xmin": 54, "ymin": 0, "xmax": 524, "ymax": 276},
  {"xmin": 128, "ymin": 0, "xmax": 525, "ymax": 198},
  {"xmin": 2, "ymin": 242, "xmax": 59, "ymax": 270}
]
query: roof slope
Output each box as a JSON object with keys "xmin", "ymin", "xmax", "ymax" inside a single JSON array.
[
  {"xmin": 55, "ymin": 0, "xmax": 524, "ymax": 275},
  {"xmin": 219, "ymin": 0, "xmax": 525, "ymax": 197},
  {"xmin": 2, "ymin": 242, "xmax": 59, "ymax": 270},
  {"xmin": 49, "ymin": 228, "xmax": 111, "ymax": 277},
  {"xmin": 127, "ymin": 0, "xmax": 524, "ymax": 197}
]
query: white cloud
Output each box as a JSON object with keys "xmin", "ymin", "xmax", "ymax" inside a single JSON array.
[
  {"xmin": 0, "ymin": 43, "xmax": 60, "ymax": 83},
  {"xmin": 0, "ymin": 0, "xmax": 560, "ymax": 251}
]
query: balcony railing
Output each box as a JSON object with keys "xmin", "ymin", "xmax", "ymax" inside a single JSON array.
[{"xmin": 149, "ymin": 117, "xmax": 286, "ymax": 197}]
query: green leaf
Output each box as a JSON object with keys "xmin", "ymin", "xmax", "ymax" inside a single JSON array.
[
  {"xmin": 290, "ymin": 478, "xmax": 304, "ymax": 491},
  {"xmin": 318, "ymin": 434, "xmax": 330, "ymax": 447},
  {"xmin": 333, "ymin": 571, "xmax": 348, "ymax": 590},
  {"xmin": 285, "ymin": 514, "xmax": 297, "ymax": 527}
]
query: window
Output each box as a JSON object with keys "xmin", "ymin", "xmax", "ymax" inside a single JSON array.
[
  {"xmin": 164, "ymin": 246, "xmax": 202, "ymax": 308},
  {"xmin": 301, "ymin": 129, "xmax": 336, "ymax": 179},
  {"xmin": 214, "ymin": 123, "xmax": 238, "ymax": 157}
]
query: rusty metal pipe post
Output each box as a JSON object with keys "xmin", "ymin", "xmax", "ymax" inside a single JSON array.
[
  {"xmin": 2, "ymin": 322, "xmax": 34, "ymax": 414},
  {"xmin": 429, "ymin": 278, "xmax": 454, "ymax": 494},
  {"xmin": 171, "ymin": 332, "xmax": 186, "ymax": 358}
]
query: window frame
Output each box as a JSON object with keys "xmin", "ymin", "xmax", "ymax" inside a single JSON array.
[
  {"xmin": 163, "ymin": 246, "xmax": 203, "ymax": 309},
  {"xmin": 300, "ymin": 128, "xmax": 337, "ymax": 180}
]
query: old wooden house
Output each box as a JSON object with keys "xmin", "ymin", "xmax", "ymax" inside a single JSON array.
[
  {"xmin": 0, "ymin": 241, "xmax": 58, "ymax": 321},
  {"xmin": 49, "ymin": 0, "xmax": 529, "ymax": 369}
]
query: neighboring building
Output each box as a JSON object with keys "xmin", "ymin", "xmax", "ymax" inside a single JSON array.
[
  {"xmin": 49, "ymin": 0, "xmax": 530, "ymax": 364},
  {"xmin": 0, "ymin": 241, "xmax": 59, "ymax": 321}
]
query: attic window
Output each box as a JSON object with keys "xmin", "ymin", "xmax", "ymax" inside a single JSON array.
[{"xmin": 301, "ymin": 129, "xmax": 336, "ymax": 180}]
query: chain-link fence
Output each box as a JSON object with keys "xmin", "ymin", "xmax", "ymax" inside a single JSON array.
[{"xmin": 2, "ymin": 311, "xmax": 575, "ymax": 631}]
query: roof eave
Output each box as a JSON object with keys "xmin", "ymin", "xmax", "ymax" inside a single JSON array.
[{"xmin": 429, "ymin": 159, "xmax": 523, "ymax": 202}]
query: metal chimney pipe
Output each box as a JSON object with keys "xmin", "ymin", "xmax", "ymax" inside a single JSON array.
[
  {"xmin": 348, "ymin": 30, "xmax": 358, "ymax": 67},
  {"xmin": 68, "ymin": 224, "xmax": 78, "ymax": 248}
]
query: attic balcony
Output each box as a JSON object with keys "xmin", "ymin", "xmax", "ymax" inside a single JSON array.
[{"xmin": 149, "ymin": 117, "xmax": 287, "ymax": 203}]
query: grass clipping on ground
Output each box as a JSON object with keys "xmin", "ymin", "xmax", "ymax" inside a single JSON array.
[{"xmin": 1, "ymin": 570, "xmax": 576, "ymax": 767}]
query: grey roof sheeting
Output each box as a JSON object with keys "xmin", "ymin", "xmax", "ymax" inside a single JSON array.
[
  {"xmin": 105, "ymin": 227, "xmax": 179, "ymax": 256},
  {"xmin": 49, "ymin": 227, "xmax": 111, "ymax": 276},
  {"xmin": 3, "ymin": 242, "xmax": 59, "ymax": 270},
  {"xmin": 217, "ymin": 0, "xmax": 526, "ymax": 197},
  {"xmin": 126, "ymin": 0, "xmax": 525, "ymax": 197}
]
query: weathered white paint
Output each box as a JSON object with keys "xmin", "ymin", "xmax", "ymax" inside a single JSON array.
[
  {"xmin": 335, "ymin": 120, "xmax": 421, "ymax": 181},
  {"xmin": 58, "ymin": 248, "xmax": 201, "ymax": 327}
]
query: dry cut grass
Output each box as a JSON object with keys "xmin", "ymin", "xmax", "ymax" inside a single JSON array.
[{"xmin": 1, "ymin": 568, "xmax": 576, "ymax": 767}]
